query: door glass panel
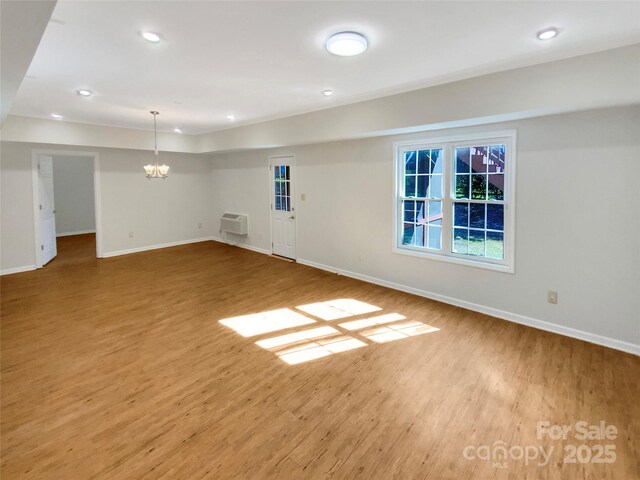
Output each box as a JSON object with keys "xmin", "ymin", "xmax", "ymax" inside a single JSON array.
[{"xmin": 274, "ymin": 164, "xmax": 292, "ymax": 211}]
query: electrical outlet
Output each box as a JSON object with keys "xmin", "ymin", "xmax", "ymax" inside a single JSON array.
[
  {"xmin": 129, "ymin": 231, "xmax": 134, "ymax": 239},
  {"xmin": 198, "ymin": 222, "xmax": 202, "ymax": 229},
  {"xmin": 301, "ymin": 193, "xmax": 306, "ymax": 201},
  {"xmin": 547, "ymin": 291, "xmax": 558, "ymax": 304}
]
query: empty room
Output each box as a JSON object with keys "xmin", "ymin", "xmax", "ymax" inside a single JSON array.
[{"xmin": 1, "ymin": 1, "xmax": 638, "ymax": 479}]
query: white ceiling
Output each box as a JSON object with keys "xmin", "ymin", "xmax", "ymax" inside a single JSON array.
[
  {"xmin": 11, "ymin": 1, "xmax": 640, "ymax": 135},
  {"xmin": 0, "ymin": 0, "xmax": 56, "ymax": 124}
]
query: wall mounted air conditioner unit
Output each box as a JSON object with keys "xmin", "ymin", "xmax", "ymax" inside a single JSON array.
[{"xmin": 220, "ymin": 213, "xmax": 248, "ymax": 235}]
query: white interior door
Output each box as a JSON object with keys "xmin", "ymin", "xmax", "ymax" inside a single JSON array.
[
  {"xmin": 270, "ymin": 156, "xmax": 296, "ymax": 259},
  {"xmin": 38, "ymin": 155, "xmax": 57, "ymax": 265}
]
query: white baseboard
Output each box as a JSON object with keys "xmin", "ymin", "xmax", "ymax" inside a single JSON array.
[
  {"xmin": 9, "ymin": 234, "xmax": 636, "ymax": 355},
  {"xmin": 296, "ymin": 258, "xmax": 640, "ymax": 356},
  {"xmin": 210, "ymin": 236, "xmax": 272, "ymax": 255},
  {"xmin": 1, "ymin": 265, "xmax": 37, "ymax": 276},
  {"xmin": 102, "ymin": 237, "xmax": 214, "ymax": 258},
  {"xmin": 57, "ymin": 230, "xmax": 96, "ymax": 237}
]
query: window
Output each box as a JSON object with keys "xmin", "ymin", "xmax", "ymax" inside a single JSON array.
[{"xmin": 394, "ymin": 132, "xmax": 515, "ymax": 272}]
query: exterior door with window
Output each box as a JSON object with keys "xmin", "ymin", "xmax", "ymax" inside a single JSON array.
[
  {"xmin": 38, "ymin": 155, "xmax": 57, "ymax": 265},
  {"xmin": 270, "ymin": 156, "xmax": 296, "ymax": 259}
]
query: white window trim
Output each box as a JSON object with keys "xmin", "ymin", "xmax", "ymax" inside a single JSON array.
[{"xmin": 392, "ymin": 130, "xmax": 516, "ymax": 274}]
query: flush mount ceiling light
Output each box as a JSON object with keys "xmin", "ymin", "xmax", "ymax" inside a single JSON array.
[
  {"xmin": 50, "ymin": 113, "xmax": 63, "ymax": 119},
  {"xmin": 76, "ymin": 89, "xmax": 93, "ymax": 97},
  {"xmin": 143, "ymin": 111, "xmax": 170, "ymax": 179},
  {"xmin": 321, "ymin": 89, "xmax": 334, "ymax": 97},
  {"xmin": 173, "ymin": 128, "xmax": 182, "ymax": 134},
  {"xmin": 326, "ymin": 31, "xmax": 368, "ymax": 56},
  {"xmin": 226, "ymin": 114, "xmax": 235, "ymax": 121},
  {"xmin": 537, "ymin": 27, "xmax": 559, "ymax": 40},
  {"xmin": 141, "ymin": 31, "xmax": 161, "ymax": 43}
]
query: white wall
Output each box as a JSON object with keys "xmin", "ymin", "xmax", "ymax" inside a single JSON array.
[
  {"xmin": 210, "ymin": 106, "xmax": 640, "ymax": 352},
  {"xmin": 52, "ymin": 155, "xmax": 95, "ymax": 235},
  {"xmin": 0, "ymin": 141, "xmax": 214, "ymax": 271},
  {"xmin": 0, "ymin": 142, "xmax": 36, "ymax": 271},
  {"xmin": 2, "ymin": 107, "xmax": 638, "ymax": 353}
]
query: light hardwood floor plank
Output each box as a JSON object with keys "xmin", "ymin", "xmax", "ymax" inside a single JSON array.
[{"xmin": 1, "ymin": 234, "xmax": 638, "ymax": 479}]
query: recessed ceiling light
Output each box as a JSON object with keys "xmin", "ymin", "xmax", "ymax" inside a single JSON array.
[
  {"xmin": 173, "ymin": 128, "xmax": 182, "ymax": 134},
  {"xmin": 322, "ymin": 89, "xmax": 334, "ymax": 97},
  {"xmin": 51, "ymin": 113, "xmax": 63, "ymax": 119},
  {"xmin": 141, "ymin": 31, "xmax": 161, "ymax": 43},
  {"xmin": 326, "ymin": 31, "xmax": 368, "ymax": 56},
  {"xmin": 537, "ymin": 27, "xmax": 559, "ymax": 40},
  {"xmin": 226, "ymin": 114, "xmax": 235, "ymax": 121},
  {"xmin": 76, "ymin": 89, "xmax": 92, "ymax": 97}
]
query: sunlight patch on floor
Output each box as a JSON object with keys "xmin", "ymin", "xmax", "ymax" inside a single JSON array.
[
  {"xmin": 277, "ymin": 335, "xmax": 367, "ymax": 365},
  {"xmin": 255, "ymin": 326, "xmax": 339, "ymax": 350},
  {"xmin": 339, "ymin": 313, "xmax": 407, "ymax": 331},
  {"xmin": 361, "ymin": 321, "xmax": 439, "ymax": 343},
  {"xmin": 295, "ymin": 299, "xmax": 382, "ymax": 321},
  {"xmin": 219, "ymin": 298, "xmax": 440, "ymax": 365},
  {"xmin": 219, "ymin": 308, "xmax": 315, "ymax": 337}
]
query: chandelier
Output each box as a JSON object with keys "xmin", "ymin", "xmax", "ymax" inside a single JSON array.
[{"xmin": 144, "ymin": 110, "xmax": 169, "ymax": 179}]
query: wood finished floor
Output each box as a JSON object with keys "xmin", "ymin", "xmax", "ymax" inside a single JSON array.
[{"xmin": 1, "ymin": 234, "xmax": 638, "ymax": 479}]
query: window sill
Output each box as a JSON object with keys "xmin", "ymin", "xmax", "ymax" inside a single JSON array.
[{"xmin": 392, "ymin": 245, "xmax": 514, "ymax": 274}]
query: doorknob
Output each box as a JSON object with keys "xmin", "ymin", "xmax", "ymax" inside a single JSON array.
[{"xmin": 289, "ymin": 215, "xmax": 295, "ymax": 220}]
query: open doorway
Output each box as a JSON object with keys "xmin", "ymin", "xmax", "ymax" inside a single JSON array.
[{"xmin": 32, "ymin": 150, "xmax": 103, "ymax": 268}]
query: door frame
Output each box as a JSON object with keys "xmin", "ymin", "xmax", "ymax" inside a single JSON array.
[
  {"xmin": 268, "ymin": 154, "xmax": 297, "ymax": 260},
  {"xmin": 31, "ymin": 149, "xmax": 103, "ymax": 268}
]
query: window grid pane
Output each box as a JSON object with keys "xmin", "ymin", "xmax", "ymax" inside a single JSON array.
[{"xmin": 450, "ymin": 143, "xmax": 505, "ymax": 260}]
